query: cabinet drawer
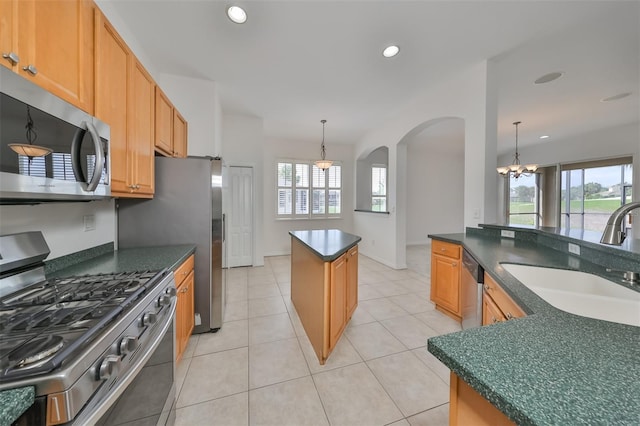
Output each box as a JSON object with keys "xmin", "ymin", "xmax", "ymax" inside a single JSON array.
[
  {"xmin": 432, "ymin": 240, "xmax": 461, "ymax": 260},
  {"xmin": 174, "ymin": 254, "xmax": 195, "ymax": 286},
  {"xmin": 483, "ymin": 273, "xmax": 526, "ymax": 320}
]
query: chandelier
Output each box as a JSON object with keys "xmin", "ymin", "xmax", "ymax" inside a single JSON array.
[
  {"xmin": 9, "ymin": 106, "xmax": 53, "ymax": 159},
  {"xmin": 496, "ymin": 121, "xmax": 538, "ymax": 179},
  {"xmin": 314, "ymin": 119, "xmax": 333, "ymax": 171}
]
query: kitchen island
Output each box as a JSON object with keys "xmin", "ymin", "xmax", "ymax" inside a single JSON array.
[
  {"xmin": 290, "ymin": 229, "xmax": 361, "ymax": 364},
  {"xmin": 427, "ymin": 226, "xmax": 640, "ymax": 425}
]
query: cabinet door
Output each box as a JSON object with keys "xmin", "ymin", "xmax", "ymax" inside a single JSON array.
[
  {"xmin": 17, "ymin": 0, "xmax": 94, "ymax": 113},
  {"xmin": 329, "ymin": 254, "xmax": 347, "ymax": 350},
  {"xmin": 346, "ymin": 246, "xmax": 358, "ymax": 319},
  {"xmin": 94, "ymin": 10, "xmax": 130, "ymax": 194},
  {"xmin": 154, "ymin": 87, "xmax": 173, "ymax": 155},
  {"xmin": 0, "ymin": 1, "xmax": 17, "ymax": 70},
  {"xmin": 176, "ymin": 279, "xmax": 186, "ymax": 362},
  {"xmin": 483, "ymin": 274, "xmax": 526, "ymax": 320},
  {"xmin": 173, "ymin": 110, "xmax": 187, "ymax": 158},
  {"xmin": 128, "ymin": 59, "xmax": 155, "ymax": 196},
  {"xmin": 482, "ymin": 291, "xmax": 506, "ymax": 326},
  {"xmin": 430, "ymin": 253, "xmax": 461, "ymax": 315},
  {"xmin": 184, "ymin": 270, "xmax": 195, "ymax": 340}
]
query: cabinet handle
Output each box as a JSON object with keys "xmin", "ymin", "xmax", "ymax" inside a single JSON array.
[
  {"xmin": 22, "ymin": 64, "xmax": 38, "ymax": 75},
  {"xmin": 483, "ymin": 284, "xmax": 490, "ymax": 292},
  {"xmin": 440, "ymin": 248, "xmax": 446, "ymax": 252},
  {"xmin": 2, "ymin": 52, "xmax": 19, "ymax": 65},
  {"xmin": 506, "ymin": 312, "xmax": 514, "ymax": 320},
  {"xmin": 451, "ymin": 262, "xmax": 457, "ymax": 267}
]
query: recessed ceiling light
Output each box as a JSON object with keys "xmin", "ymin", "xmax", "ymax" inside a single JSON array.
[
  {"xmin": 227, "ymin": 6, "xmax": 247, "ymax": 24},
  {"xmin": 534, "ymin": 72, "xmax": 564, "ymax": 84},
  {"xmin": 539, "ymin": 135, "xmax": 550, "ymax": 139},
  {"xmin": 601, "ymin": 92, "xmax": 632, "ymax": 102},
  {"xmin": 382, "ymin": 45, "xmax": 400, "ymax": 58}
]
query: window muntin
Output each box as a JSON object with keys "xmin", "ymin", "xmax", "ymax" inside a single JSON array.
[{"xmin": 277, "ymin": 161, "xmax": 341, "ymax": 218}]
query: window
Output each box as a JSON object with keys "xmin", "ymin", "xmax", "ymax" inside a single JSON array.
[
  {"xmin": 560, "ymin": 159, "xmax": 633, "ymax": 232},
  {"xmin": 371, "ymin": 165, "xmax": 387, "ymax": 212},
  {"xmin": 18, "ymin": 155, "xmax": 46, "ymax": 177},
  {"xmin": 277, "ymin": 161, "xmax": 341, "ymax": 218},
  {"xmin": 507, "ymin": 173, "xmax": 540, "ymax": 227}
]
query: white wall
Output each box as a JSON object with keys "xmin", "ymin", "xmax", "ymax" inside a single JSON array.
[
  {"xmin": 263, "ymin": 138, "xmax": 355, "ymax": 256},
  {"xmin": 406, "ymin": 139, "xmax": 465, "ymax": 245},
  {"xmin": 0, "ymin": 200, "xmax": 116, "ymax": 259},
  {"xmin": 222, "ymin": 114, "xmax": 265, "ymax": 266},
  {"xmin": 157, "ymin": 74, "xmax": 221, "ymax": 157},
  {"xmin": 497, "ymin": 122, "xmax": 640, "ymax": 238},
  {"xmin": 353, "ymin": 61, "xmax": 498, "ymax": 269}
]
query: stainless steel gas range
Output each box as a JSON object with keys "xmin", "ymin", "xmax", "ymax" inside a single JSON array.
[{"xmin": 0, "ymin": 232, "xmax": 177, "ymax": 425}]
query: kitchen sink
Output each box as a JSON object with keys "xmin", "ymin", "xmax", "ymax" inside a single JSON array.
[{"xmin": 501, "ymin": 263, "xmax": 640, "ymax": 327}]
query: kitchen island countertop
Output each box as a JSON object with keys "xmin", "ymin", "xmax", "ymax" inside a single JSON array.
[
  {"xmin": 427, "ymin": 229, "xmax": 640, "ymax": 425},
  {"xmin": 289, "ymin": 229, "xmax": 361, "ymax": 261}
]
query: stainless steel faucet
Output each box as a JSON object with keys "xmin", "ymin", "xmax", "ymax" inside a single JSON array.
[{"xmin": 600, "ymin": 201, "xmax": 640, "ymax": 245}]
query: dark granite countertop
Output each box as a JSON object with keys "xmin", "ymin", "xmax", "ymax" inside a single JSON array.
[
  {"xmin": 0, "ymin": 387, "xmax": 34, "ymax": 426},
  {"xmin": 427, "ymin": 228, "xmax": 640, "ymax": 425},
  {"xmin": 1, "ymin": 244, "xmax": 195, "ymax": 426},
  {"xmin": 47, "ymin": 244, "xmax": 196, "ymax": 278},
  {"xmin": 289, "ymin": 229, "xmax": 361, "ymax": 261}
]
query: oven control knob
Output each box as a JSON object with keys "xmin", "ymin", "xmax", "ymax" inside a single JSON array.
[
  {"xmin": 98, "ymin": 355, "xmax": 121, "ymax": 380},
  {"xmin": 119, "ymin": 336, "xmax": 139, "ymax": 355},
  {"xmin": 139, "ymin": 312, "xmax": 158, "ymax": 327},
  {"xmin": 165, "ymin": 287, "xmax": 177, "ymax": 297},
  {"xmin": 157, "ymin": 294, "xmax": 171, "ymax": 307}
]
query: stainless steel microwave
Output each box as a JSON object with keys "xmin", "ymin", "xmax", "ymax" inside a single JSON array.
[{"xmin": 0, "ymin": 66, "xmax": 110, "ymax": 204}]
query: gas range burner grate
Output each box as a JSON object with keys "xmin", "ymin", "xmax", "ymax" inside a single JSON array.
[{"xmin": 0, "ymin": 269, "xmax": 167, "ymax": 381}]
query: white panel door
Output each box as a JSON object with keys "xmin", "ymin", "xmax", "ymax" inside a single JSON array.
[{"xmin": 228, "ymin": 166, "xmax": 253, "ymax": 267}]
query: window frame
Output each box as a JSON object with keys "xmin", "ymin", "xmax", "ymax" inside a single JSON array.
[
  {"xmin": 371, "ymin": 164, "xmax": 387, "ymax": 212},
  {"xmin": 276, "ymin": 159, "xmax": 342, "ymax": 219},
  {"xmin": 506, "ymin": 173, "xmax": 541, "ymax": 227}
]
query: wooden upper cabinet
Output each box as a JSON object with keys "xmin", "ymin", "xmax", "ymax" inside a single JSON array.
[
  {"xmin": 128, "ymin": 59, "xmax": 155, "ymax": 196},
  {"xmin": 4, "ymin": 0, "xmax": 95, "ymax": 113},
  {"xmin": 154, "ymin": 87, "xmax": 174, "ymax": 156},
  {"xmin": 94, "ymin": 10, "xmax": 129, "ymax": 194},
  {"xmin": 95, "ymin": 8, "xmax": 153, "ymax": 198},
  {"xmin": 0, "ymin": 1, "xmax": 17, "ymax": 71},
  {"xmin": 173, "ymin": 110, "xmax": 188, "ymax": 158}
]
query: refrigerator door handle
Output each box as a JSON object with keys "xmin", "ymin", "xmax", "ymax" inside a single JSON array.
[{"xmin": 222, "ymin": 213, "xmax": 225, "ymax": 242}]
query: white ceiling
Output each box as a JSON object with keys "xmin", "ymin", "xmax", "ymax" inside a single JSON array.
[{"xmin": 105, "ymin": 0, "xmax": 639, "ymax": 155}]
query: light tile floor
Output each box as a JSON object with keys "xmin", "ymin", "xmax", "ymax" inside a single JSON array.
[{"xmin": 174, "ymin": 245, "xmax": 460, "ymax": 426}]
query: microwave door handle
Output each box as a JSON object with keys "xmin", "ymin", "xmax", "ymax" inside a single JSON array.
[
  {"xmin": 71, "ymin": 126, "xmax": 88, "ymax": 184},
  {"xmin": 85, "ymin": 121, "xmax": 104, "ymax": 192}
]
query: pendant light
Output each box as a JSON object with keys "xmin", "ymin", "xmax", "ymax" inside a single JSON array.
[
  {"xmin": 496, "ymin": 121, "xmax": 538, "ymax": 179},
  {"xmin": 314, "ymin": 119, "xmax": 333, "ymax": 171},
  {"xmin": 9, "ymin": 106, "xmax": 53, "ymax": 159}
]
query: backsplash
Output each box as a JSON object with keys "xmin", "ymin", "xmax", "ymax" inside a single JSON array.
[{"xmin": 0, "ymin": 199, "xmax": 116, "ymax": 260}]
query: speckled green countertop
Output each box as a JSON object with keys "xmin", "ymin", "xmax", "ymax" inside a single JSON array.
[
  {"xmin": 290, "ymin": 229, "xmax": 361, "ymax": 261},
  {"xmin": 0, "ymin": 387, "xmax": 34, "ymax": 426},
  {"xmin": 427, "ymin": 228, "xmax": 640, "ymax": 425},
  {"xmin": 0, "ymin": 244, "xmax": 195, "ymax": 426},
  {"xmin": 47, "ymin": 244, "xmax": 196, "ymax": 278}
]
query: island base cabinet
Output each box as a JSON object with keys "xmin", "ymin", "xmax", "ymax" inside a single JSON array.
[
  {"xmin": 450, "ymin": 372, "xmax": 515, "ymax": 426},
  {"xmin": 290, "ymin": 237, "xmax": 358, "ymax": 365}
]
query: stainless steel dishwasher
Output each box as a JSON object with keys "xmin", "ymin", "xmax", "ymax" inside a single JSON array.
[{"xmin": 461, "ymin": 249, "xmax": 484, "ymax": 329}]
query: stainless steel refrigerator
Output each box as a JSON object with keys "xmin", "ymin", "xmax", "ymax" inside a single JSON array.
[{"xmin": 118, "ymin": 156, "xmax": 225, "ymax": 333}]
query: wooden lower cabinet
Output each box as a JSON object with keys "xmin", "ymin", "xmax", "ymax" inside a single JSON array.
[
  {"xmin": 430, "ymin": 240, "xmax": 462, "ymax": 321},
  {"xmin": 175, "ymin": 255, "xmax": 195, "ymax": 363},
  {"xmin": 291, "ymin": 238, "xmax": 358, "ymax": 364},
  {"xmin": 450, "ymin": 372, "xmax": 515, "ymax": 426},
  {"xmin": 482, "ymin": 273, "xmax": 526, "ymax": 326}
]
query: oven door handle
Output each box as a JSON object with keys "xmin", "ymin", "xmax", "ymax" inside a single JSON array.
[{"xmin": 71, "ymin": 121, "xmax": 105, "ymax": 192}]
